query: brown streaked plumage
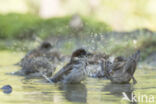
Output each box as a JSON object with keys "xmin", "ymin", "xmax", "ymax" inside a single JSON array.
[
  {"xmin": 103, "ymin": 50, "xmax": 140, "ymax": 84},
  {"xmin": 14, "ymin": 56, "xmax": 56, "ymax": 77},
  {"xmin": 50, "ymin": 48, "xmax": 89, "ymax": 83},
  {"xmin": 17, "ymin": 41, "xmax": 62, "ymax": 67},
  {"xmin": 14, "ymin": 42, "xmax": 61, "ymax": 77}
]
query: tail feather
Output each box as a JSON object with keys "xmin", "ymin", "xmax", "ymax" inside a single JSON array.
[
  {"xmin": 123, "ymin": 50, "xmax": 140, "ymax": 73},
  {"xmin": 122, "ymin": 50, "xmax": 140, "ymax": 84}
]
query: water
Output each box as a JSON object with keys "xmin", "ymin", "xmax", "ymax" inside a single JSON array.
[{"xmin": 0, "ymin": 51, "xmax": 156, "ymax": 104}]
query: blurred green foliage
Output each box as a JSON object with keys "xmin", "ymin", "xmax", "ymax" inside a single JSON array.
[
  {"xmin": 0, "ymin": 13, "xmax": 40, "ymax": 38},
  {"xmin": 0, "ymin": 13, "xmax": 155, "ymax": 61},
  {"xmin": 108, "ymin": 34, "xmax": 156, "ymax": 60},
  {"xmin": 0, "ymin": 13, "xmax": 111, "ymax": 39}
]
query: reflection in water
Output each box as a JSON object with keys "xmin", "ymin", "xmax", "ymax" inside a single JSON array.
[
  {"xmin": 102, "ymin": 83, "xmax": 137, "ymax": 104},
  {"xmin": 59, "ymin": 83, "xmax": 87, "ymax": 103},
  {"xmin": 21, "ymin": 82, "xmax": 87, "ymax": 103},
  {"xmin": 21, "ymin": 83, "xmax": 64, "ymax": 103}
]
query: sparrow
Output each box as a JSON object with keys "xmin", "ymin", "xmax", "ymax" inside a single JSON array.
[
  {"xmin": 50, "ymin": 48, "xmax": 90, "ymax": 83},
  {"xmin": 102, "ymin": 50, "xmax": 140, "ymax": 84}
]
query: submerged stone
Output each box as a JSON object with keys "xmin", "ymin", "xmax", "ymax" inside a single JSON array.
[{"xmin": 1, "ymin": 85, "xmax": 12, "ymax": 94}]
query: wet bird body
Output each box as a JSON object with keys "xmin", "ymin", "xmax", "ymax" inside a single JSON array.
[
  {"xmin": 15, "ymin": 42, "xmax": 59, "ymax": 77},
  {"xmin": 18, "ymin": 42, "xmax": 61, "ymax": 67},
  {"xmin": 104, "ymin": 50, "xmax": 140, "ymax": 84},
  {"xmin": 51, "ymin": 48, "xmax": 88, "ymax": 83},
  {"xmin": 15, "ymin": 56, "xmax": 55, "ymax": 77}
]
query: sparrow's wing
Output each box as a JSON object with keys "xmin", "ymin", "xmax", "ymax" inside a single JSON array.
[
  {"xmin": 110, "ymin": 62, "xmax": 122, "ymax": 72},
  {"xmin": 123, "ymin": 50, "xmax": 140, "ymax": 74},
  {"xmin": 113, "ymin": 62, "xmax": 125, "ymax": 71},
  {"xmin": 51, "ymin": 63, "xmax": 73, "ymax": 82}
]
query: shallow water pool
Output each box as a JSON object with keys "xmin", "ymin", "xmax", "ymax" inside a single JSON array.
[{"xmin": 0, "ymin": 51, "xmax": 156, "ymax": 104}]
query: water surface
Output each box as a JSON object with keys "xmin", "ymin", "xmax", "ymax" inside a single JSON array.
[{"xmin": 0, "ymin": 51, "xmax": 156, "ymax": 104}]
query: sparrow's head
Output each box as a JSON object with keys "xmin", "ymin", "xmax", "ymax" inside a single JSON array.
[
  {"xmin": 71, "ymin": 48, "xmax": 88, "ymax": 58},
  {"xmin": 114, "ymin": 56, "xmax": 125, "ymax": 62},
  {"xmin": 40, "ymin": 42, "xmax": 53, "ymax": 50},
  {"xmin": 71, "ymin": 48, "xmax": 92, "ymax": 61}
]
